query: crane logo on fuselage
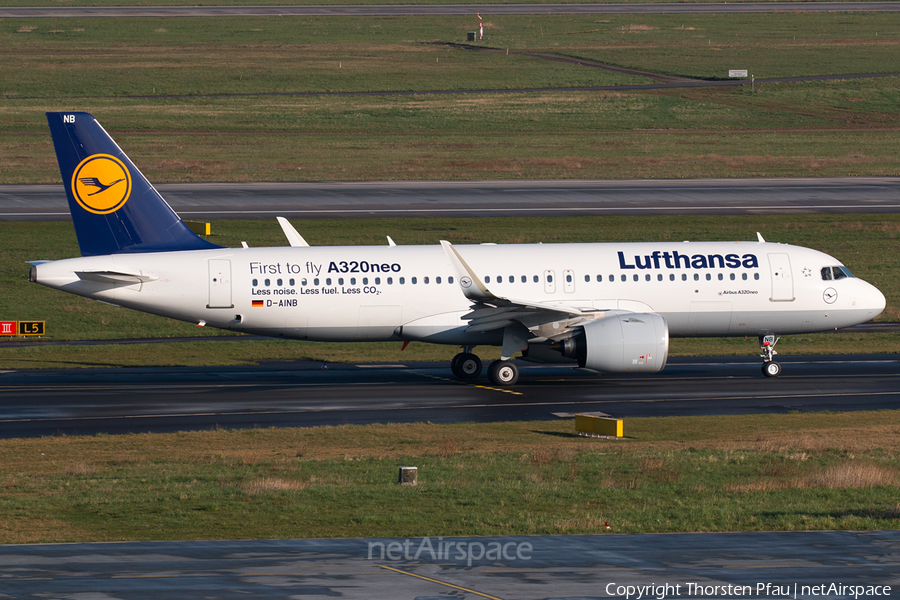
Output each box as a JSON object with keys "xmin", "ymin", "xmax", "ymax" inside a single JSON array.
[{"xmin": 71, "ymin": 154, "xmax": 132, "ymax": 215}]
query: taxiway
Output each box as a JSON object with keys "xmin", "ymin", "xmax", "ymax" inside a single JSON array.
[{"xmin": 1, "ymin": 354, "xmax": 897, "ymax": 438}]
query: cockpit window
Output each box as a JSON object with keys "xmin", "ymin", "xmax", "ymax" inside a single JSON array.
[{"xmin": 822, "ymin": 266, "xmax": 854, "ymax": 280}]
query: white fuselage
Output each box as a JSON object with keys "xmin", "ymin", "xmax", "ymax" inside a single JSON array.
[{"xmin": 33, "ymin": 240, "xmax": 885, "ymax": 346}]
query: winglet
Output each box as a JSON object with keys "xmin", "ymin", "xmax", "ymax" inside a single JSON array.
[
  {"xmin": 276, "ymin": 217, "xmax": 310, "ymax": 247},
  {"xmin": 757, "ymin": 232, "xmax": 766, "ymax": 243},
  {"xmin": 387, "ymin": 236, "xmax": 396, "ymax": 247},
  {"xmin": 440, "ymin": 240, "xmax": 494, "ymax": 301}
]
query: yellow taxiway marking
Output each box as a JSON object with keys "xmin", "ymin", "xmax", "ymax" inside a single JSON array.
[
  {"xmin": 378, "ymin": 564, "xmax": 504, "ymax": 600},
  {"xmin": 414, "ymin": 372, "xmax": 523, "ymax": 396}
]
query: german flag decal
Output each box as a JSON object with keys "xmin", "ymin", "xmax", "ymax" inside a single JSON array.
[{"xmin": 252, "ymin": 300, "xmax": 264, "ymax": 307}]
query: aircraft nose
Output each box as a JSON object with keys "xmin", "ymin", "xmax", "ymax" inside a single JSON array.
[{"xmin": 865, "ymin": 282, "xmax": 886, "ymax": 321}]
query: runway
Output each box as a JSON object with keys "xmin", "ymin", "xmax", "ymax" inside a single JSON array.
[
  {"xmin": 1, "ymin": 531, "xmax": 896, "ymax": 599},
  {"xmin": 3, "ymin": 177, "xmax": 900, "ymax": 221},
  {"xmin": 1, "ymin": 354, "xmax": 898, "ymax": 438},
  {"xmin": 4, "ymin": 2, "xmax": 900, "ymax": 17}
]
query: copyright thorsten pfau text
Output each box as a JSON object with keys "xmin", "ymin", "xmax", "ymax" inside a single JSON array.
[{"xmin": 606, "ymin": 583, "xmax": 891, "ymax": 600}]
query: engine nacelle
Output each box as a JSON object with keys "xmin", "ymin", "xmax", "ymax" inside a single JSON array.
[{"xmin": 562, "ymin": 313, "xmax": 669, "ymax": 373}]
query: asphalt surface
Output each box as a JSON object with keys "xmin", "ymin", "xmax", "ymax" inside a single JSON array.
[
  {"xmin": 4, "ymin": 2, "xmax": 900, "ymax": 17},
  {"xmin": 1, "ymin": 354, "xmax": 898, "ymax": 438},
  {"xmin": 2, "ymin": 531, "xmax": 897, "ymax": 599},
  {"xmin": 4, "ymin": 177, "xmax": 900, "ymax": 220}
]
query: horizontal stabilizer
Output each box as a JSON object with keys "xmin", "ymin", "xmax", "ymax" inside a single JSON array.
[{"xmin": 75, "ymin": 270, "xmax": 158, "ymax": 285}]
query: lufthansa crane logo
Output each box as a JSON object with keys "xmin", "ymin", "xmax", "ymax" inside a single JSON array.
[{"xmin": 71, "ymin": 154, "xmax": 132, "ymax": 214}]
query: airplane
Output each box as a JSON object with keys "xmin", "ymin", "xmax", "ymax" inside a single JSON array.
[{"xmin": 31, "ymin": 112, "xmax": 886, "ymax": 386}]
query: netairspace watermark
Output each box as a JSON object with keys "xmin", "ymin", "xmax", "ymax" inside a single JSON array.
[
  {"xmin": 367, "ymin": 537, "xmax": 532, "ymax": 567},
  {"xmin": 605, "ymin": 582, "xmax": 893, "ymax": 600}
]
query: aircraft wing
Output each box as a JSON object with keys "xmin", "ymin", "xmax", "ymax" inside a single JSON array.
[{"xmin": 440, "ymin": 240, "xmax": 584, "ymax": 334}]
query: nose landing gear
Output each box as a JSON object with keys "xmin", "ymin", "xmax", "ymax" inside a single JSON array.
[{"xmin": 760, "ymin": 334, "xmax": 781, "ymax": 377}]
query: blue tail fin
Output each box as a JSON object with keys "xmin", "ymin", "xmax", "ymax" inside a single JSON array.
[{"xmin": 46, "ymin": 112, "xmax": 223, "ymax": 256}]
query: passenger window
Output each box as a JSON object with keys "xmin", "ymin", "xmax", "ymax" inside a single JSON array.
[
  {"xmin": 633, "ymin": 274, "xmax": 639, "ymax": 282},
  {"xmin": 609, "ymin": 275, "xmax": 615, "ymax": 282},
  {"xmin": 277, "ymin": 278, "xmax": 283, "ymax": 286},
  {"xmin": 621, "ymin": 274, "xmax": 627, "ymax": 282},
  {"xmin": 658, "ymin": 274, "xmax": 663, "ymax": 282},
  {"xmin": 742, "ymin": 273, "xmax": 747, "ymax": 281},
  {"xmin": 706, "ymin": 274, "xmax": 711, "ymax": 281},
  {"xmin": 411, "ymin": 277, "xmax": 417, "ymax": 284},
  {"xmin": 509, "ymin": 276, "xmax": 514, "ymax": 283},
  {"xmin": 252, "ymin": 279, "xmax": 258, "ymax": 286},
  {"xmin": 424, "ymin": 277, "xmax": 429, "ymax": 284},
  {"xmin": 363, "ymin": 277, "xmax": 368, "ymax": 285},
  {"xmin": 547, "ymin": 274, "xmax": 553, "ymax": 283},
  {"xmin": 682, "ymin": 274, "xmax": 687, "ymax": 281},
  {"xmin": 533, "ymin": 275, "xmax": 539, "ymax": 283},
  {"xmin": 314, "ymin": 278, "xmax": 319, "ymax": 286},
  {"xmin": 326, "ymin": 278, "xmax": 332, "ymax": 285},
  {"xmin": 387, "ymin": 277, "xmax": 393, "ymax": 285},
  {"xmin": 289, "ymin": 278, "xmax": 295, "ymax": 286},
  {"xmin": 521, "ymin": 275, "xmax": 527, "ymax": 283},
  {"xmin": 754, "ymin": 273, "xmax": 760, "ymax": 280},
  {"xmin": 436, "ymin": 276, "xmax": 441, "ymax": 284},
  {"xmin": 694, "ymin": 274, "xmax": 699, "ymax": 281},
  {"xmin": 265, "ymin": 278, "xmax": 271, "ymax": 286},
  {"xmin": 717, "ymin": 274, "xmax": 723, "ymax": 281},
  {"xmin": 485, "ymin": 276, "xmax": 491, "ymax": 283},
  {"xmin": 350, "ymin": 277, "xmax": 356, "ymax": 285},
  {"xmin": 400, "ymin": 277, "xmax": 405, "ymax": 284},
  {"xmin": 301, "ymin": 278, "xmax": 307, "ymax": 286},
  {"xmin": 449, "ymin": 277, "xmax": 454, "ymax": 284},
  {"xmin": 669, "ymin": 274, "xmax": 675, "ymax": 281},
  {"xmin": 730, "ymin": 273, "xmax": 735, "ymax": 281},
  {"xmin": 645, "ymin": 274, "xmax": 650, "ymax": 281},
  {"xmin": 584, "ymin": 275, "xmax": 590, "ymax": 283},
  {"xmin": 566, "ymin": 274, "xmax": 572, "ymax": 283},
  {"xmin": 337, "ymin": 278, "xmax": 343, "ymax": 285}
]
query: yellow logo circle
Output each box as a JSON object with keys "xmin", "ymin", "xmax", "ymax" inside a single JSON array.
[{"xmin": 71, "ymin": 154, "xmax": 132, "ymax": 215}]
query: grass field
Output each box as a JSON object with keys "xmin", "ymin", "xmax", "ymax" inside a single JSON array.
[
  {"xmin": 2, "ymin": 214, "xmax": 899, "ymax": 368},
  {"xmin": 0, "ymin": 0, "xmax": 857, "ymax": 6},
  {"xmin": 2, "ymin": 13, "xmax": 900, "ymax": 181},
  {"xmin": 2, "ymin": 412, "xmax": 898, "ymax": 543}
]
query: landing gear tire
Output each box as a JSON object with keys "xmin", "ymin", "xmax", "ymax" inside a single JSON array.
[
  {"xmin": 488, "ymin": 360, "xmax": 519, "ymax": 386},
  {"xmin": 762, "ymin": 361, "xmax": 782, "ymax": 378},
  {"xmin": 452, "ymin": 353, "xmax": 482, "ymax": 380}
]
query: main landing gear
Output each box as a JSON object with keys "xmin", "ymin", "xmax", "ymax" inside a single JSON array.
[
  {"xmin": 487, "ymin": 360, "xmax": 519, "ymax": 386},
  {"xmin": 450, "ymin": 348, "xmax": 519, "ymax": 386},
  {"xmin": 760, "ymin": 334, "xmax": 782, "ymax": 377},
  {"xmin": 450, "ymin": 348, "xmax": 482, "ymax": 380}
]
